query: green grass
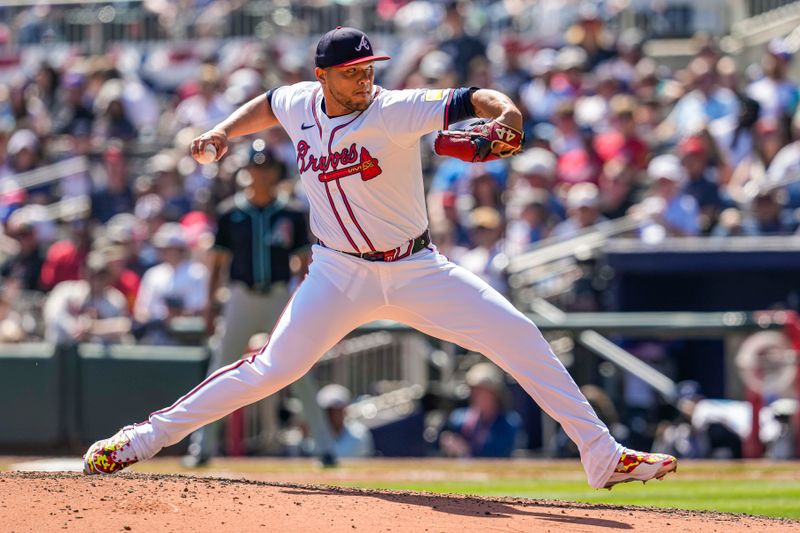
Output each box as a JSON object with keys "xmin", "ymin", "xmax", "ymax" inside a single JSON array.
[{"xmin": 340, "ymin": 478, "xmax": 800, "ymax": 519}]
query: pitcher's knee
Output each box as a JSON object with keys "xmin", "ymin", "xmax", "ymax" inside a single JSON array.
[{"xmin": 251, "ymin": 350, "xmax": 317, "ymax": 390}]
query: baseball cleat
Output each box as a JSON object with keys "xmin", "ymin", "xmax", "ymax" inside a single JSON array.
[
  {"xmin": 83, "ymin": 427, "xmax": 139, "ymax": 475},
  {"xmin": 603, "ymin": 449, "xmax": 677, "ymax": 489}
]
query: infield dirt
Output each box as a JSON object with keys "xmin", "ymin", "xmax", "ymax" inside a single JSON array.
[{"xmin": 2, "ymin": 471, "xmax": 799, "ymax": 533}]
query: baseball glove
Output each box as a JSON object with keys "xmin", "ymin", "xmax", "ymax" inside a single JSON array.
[{"xmin": 434, "ymin": 120, "xmax": 524, "ymax": 162}]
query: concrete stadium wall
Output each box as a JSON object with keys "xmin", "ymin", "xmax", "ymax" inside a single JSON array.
[{"xmin": 0, "ymin": 343, "xmax": 209, "ymax": 451}]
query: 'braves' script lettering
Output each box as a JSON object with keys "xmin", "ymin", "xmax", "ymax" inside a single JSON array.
[
  {"xmin": 296, "ymin": 141, "xmax": 382, "ymax": 183},
  {"xmin": 296, "ymin": 141, "xmax": 359, "ymax": 174}
]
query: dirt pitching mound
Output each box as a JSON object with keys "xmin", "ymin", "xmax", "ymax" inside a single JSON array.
[{"xmin": 1, "ymin": 472, "xmax": 797, "ymax": 533}]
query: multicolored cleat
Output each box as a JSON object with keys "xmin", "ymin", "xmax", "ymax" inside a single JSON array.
[
  {"xmin": 604, "ymin": 449, "xmax": 677, "ymax": 489},
  {"xmin": 83, "ymin": 427, "xmax": 139, "ymax": 475}
]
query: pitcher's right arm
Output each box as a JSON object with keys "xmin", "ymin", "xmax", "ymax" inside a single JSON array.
[{"xmin": 191, "ymin": 93, "xmax": 280, "ymax": 161}]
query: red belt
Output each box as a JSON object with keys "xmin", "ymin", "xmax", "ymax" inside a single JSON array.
[{"xmin": 321, "ymin": 229, "xmax": 431, "ymax": 262}]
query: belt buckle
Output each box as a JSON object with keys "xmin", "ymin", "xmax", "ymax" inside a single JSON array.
[{"xmin": 383, "ymin": 248, "xmax": 398, "ymax": 262}]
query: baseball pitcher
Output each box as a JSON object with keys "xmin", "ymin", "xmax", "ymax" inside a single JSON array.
[{"xmin": 84, "ymin": 27, "xmax": 676, "ymax": 489}]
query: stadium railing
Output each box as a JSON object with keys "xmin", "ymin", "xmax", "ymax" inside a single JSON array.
[{"xmin": 3, "ymin": 0, "xmax": 797, "ymax": 50}]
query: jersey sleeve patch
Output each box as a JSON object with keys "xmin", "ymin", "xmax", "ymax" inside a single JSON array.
[{"xmin": 424, "ymin": 89, "xmax": 445, "ymax": 102}]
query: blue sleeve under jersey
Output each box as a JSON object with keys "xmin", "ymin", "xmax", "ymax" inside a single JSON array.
[{"xmin": 445, "ymin": 87, "xmax": 479, "ymax": 127}]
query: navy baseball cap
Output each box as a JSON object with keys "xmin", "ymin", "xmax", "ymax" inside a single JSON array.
[{"xmin": 315, "ymin": 26, "xmax": 390, "ymax": 69}]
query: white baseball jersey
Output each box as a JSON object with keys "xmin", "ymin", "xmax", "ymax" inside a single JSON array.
[{"xmin": 269, "ymin": 82, "xmax": 453, "ymax": 253}]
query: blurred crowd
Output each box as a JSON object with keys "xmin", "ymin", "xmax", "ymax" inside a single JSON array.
[
  {"xmin": 2, "ymin": 1, "xmax": 800, "ymax": 344},
  {"xmin": 0, "ymin": 0, "xmax": 798, "ymax": 460}
]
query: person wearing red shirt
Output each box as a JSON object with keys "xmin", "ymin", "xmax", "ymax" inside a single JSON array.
[
  {"xmin": 593, "ymin": 95, "xmax": 648, "ymax": 170},
  {"xmin": 40, "ymin": 218, "xmax": 91, "ymax": 290}
]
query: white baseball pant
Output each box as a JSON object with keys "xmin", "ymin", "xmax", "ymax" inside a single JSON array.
[
  {"xmin": 127, "ymin": 245, "xmax": 623, "ymax": 488},
  {"xmin": 188, "ymin": 281, "xmax": 336, "ymax": 458}
]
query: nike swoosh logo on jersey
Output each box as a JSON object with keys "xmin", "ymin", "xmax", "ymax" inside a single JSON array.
[{"xmin": 301, "ymin": 123, "xmax": 315, "ymax": 130}]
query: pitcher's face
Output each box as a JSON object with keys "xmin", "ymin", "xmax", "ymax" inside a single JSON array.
[{"xmin": 317, "ymin": 62, "xmax": 375, "ymax": 115}]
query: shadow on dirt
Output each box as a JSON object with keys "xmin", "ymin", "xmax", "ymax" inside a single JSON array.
[{"xmin": 280, "ymin": 485, "xmax": 632, "ymax": 530}]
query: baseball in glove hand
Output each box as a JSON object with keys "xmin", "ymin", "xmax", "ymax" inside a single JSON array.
[{"xmin": 434, "ymin": 119, "xmax": 524, "ymax": 163}]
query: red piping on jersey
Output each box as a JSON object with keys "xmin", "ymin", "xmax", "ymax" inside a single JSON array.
[
  {"xmin": 311, "ymin": 86, "xmax": 359, "ymax": 252},
  {"xmin": 325, "ymin": 181, "xmax": 360, "ymax": 252},
  {"xmin": 323, "ymin": 86, "xmax": 382, "ymax": 253},
  {"xmin": 140, "ymin": 283, "xmax": 303, "ymax": 422},
  {"xmin": 336, "ymin": 179, "xmax": 375, "ymax": 251},
  {"xmin": 311, "ymin": 87, "xmax": 323, "ymax": 139},
  {"xmin": 443, "ymin": 88, "xmax": 454, "ymax": 129}
]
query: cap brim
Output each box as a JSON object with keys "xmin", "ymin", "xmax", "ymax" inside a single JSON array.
[{"xmin": 329, "ymin": 56, "xmax": 391, "ymax": 68}]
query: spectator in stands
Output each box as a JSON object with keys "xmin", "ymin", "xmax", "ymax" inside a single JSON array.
[
  {"xmin": 90, "ymin": 144, "xmax": 135, "ymax": 224},
  {"xmin": 767, "ymin": 109, "xmax": 800, "ymax": 208},
  {"xmin": 106, "ymin": 213, "xmax": 147, "ymax": 276},
  {"xmin": 593, "ymin": 95, "xmax": 648, "ymax": 219},
  {"xmin": 43, "ymin": 250, "xmax": 130, "ymax": 345},
  {"xmin": 148, "ymin": 151, "xmax": 192, "ymax": 221},
  {"xmin": 710, "ymin": 96, "xmax": 760, "ymax": 172},
  {"xmin": 438, "ymin": 0, "xmax": 487, "ymax": 85},
  {"xmin": 33, "ymin": 64, "xmax": 59, "ymax": 117},
  {"xmin": 439, "ymin": 362, "xmax": 521, "ymax": 458},
  {"xmin": 653, "ymin": 380, "xmax": 744, "ymax": 459},
  {"xmin": 554, "ymin": 46, "xmax": 589, "ymax": 101},
  {"xmin": 458, "ymin": 206, "xmax": 506, "ymax": 293},
  {"xmin": 428, "ymin": 158, "xmax": 505, "ymax": 252},
  {"xmin": 740, "ymin": 187, "xmax": 796, "ymax": 235},
  {"xmin": 1, "ymin": 209, "xmax": 43, "ymax": 292},
  {"xmin": 40, "ymin": 215, "xmax": 91, "ymax": 291},
  {"xmin": 746, "ymin": 38, "xmax": 798, "ymax": 122},
  {"xmin": 604, "ymin": 28, "xmax": 645, "ymax": 90},
  {"xmin": 550, "ymin": 100, "xmax": 586, "ymax": 156},
  {"xmin": 505, "ymin": 189, "xmax": 553, "ymax": 255},
  {"xmin": 574, "ymin": 67, "xmax": 618, "ymax": 132},
  {"xmin": 712, "ymin": 207, "xmax": 747, "ymax": 238},
  {"xmin": 427, "ymin": 191, "xmax": 470, "ymax": 260},
  {"xmin": 633, "ymin": 154, "xmax": 700, "ymax": 240},
  {"xmin": 134, "ymin": 194, "xmax": 167, "ymax": 271},
  {"xmin": 8, "ymin": 75, "xmax": 49, "ymax": 135},
  {"xmin": 567, "ymin": 5, "xmax": 616, "ymax": 70},
  {"xmin": 678, "ymin": 134, "xmax": 723, "ymax": 233},
  {"xmin": 593, "ymin": 95, "xmax": 648, "ymax": 171},
  {"xmin": 99, "ymin": 243, "xmax": 141, "ymax": 314},
  {"xmin": 53, "ymin": 71, "xmax": 94, "ymax": 136},
  {"xmin": 726, "ymin": 116, "xmax": 786, "ymax": 206},
  {"xmin": 174, "ymin": 64, "xmax": 233, "ymax": 131},
  {"xmin": 415, "ymin": 50, "xmax": 458, "ymax": 91},
  {"xmin": 493, "ymin": 36, "xmax": 528, "ymax": 97},
  {"xmin": 519, "ymin": 48, "xmax": 561, "ymax": 125},
  {"xmin": 507, "ymin": 146, "xmax": 564, "ymax": 221},
  {"xmin": 133, "ymin": 222, "xmax": 208, "ymax": 344},
  {"xmin": 6, "ymin": 128, "xmax": 40, "ymax": 180},
  {"xmin": 468, "ymin": 170, "xmax": 502, "ymax": 211},
  {"xmin": 93, "ymin": 79, "xmax": 137, "ymax": 141},
  {"xmin": 59, "ymin": 120, "xmax": 94, "ymax": 200},
  {"xmin": 312, "ymin": 384, "xmax": 374, "ymax": 458},
  {"xmin": 660, "ymin": 57, "xmax": 739, "ymax": 141},
  {"xmin": 551, "ymin": 182, "xmax": 604, "ymax": 239}
]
